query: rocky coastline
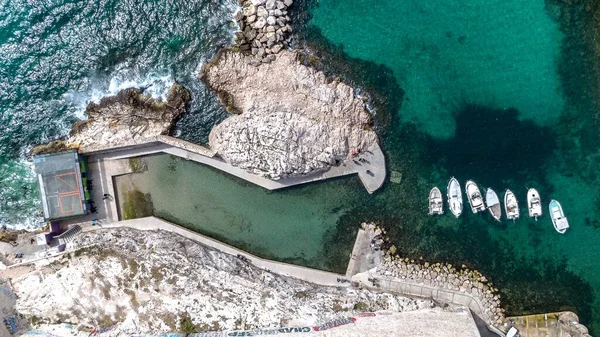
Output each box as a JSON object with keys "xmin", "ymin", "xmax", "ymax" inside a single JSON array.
[
  {"xmin": 233, "ymin": 0, "xmax": 294, "ymax": 63},
  {"xmin": 31, "ymin": 84, "xmax": 190, "ymax": 155},
  {"xmin": 201, "ymin": 50, "xmax": 378, "ymax": 179},
  {"xmin": 199, "ymin": 0, "xmax": 384, "ymax": 180},
  {"xmin": 3, "ymin": 227, "xmax": 439, "ymax": 334},
  {"xmin": 363, "ymin": 224, "xmax": 505, "ymax": 325}
]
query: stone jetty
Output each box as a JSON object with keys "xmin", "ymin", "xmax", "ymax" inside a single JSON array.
[
  {"xmin": 363, "ymin": 224, "xmax": 505, "ymax": 326},
  {"xmin": 234, "ymin": 0, "xmax": 294, "ymax": 63},
  {"xmin": 376, "ymin": 255, "xmax": 505, "ymax": 325}
]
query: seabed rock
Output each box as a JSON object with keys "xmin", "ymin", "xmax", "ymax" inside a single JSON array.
[{"xmin": 390, "ymin": 170, "xmax": 403, "ymax": 184}]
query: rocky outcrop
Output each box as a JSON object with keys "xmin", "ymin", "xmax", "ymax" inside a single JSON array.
[
  {"xmin": 201, "ymin": 50, "xmax": 378, "ymax": 179},
  {"xmin": 61, "ymin": 84, "xmax": 189, "ymax": 152},
  {"xmin": 9, "ymin": 227, "xmax": 434, "ymax": 334},
  {"xmin": 234, "ymin": 0, "xmax": 293, "ymax": 63}
]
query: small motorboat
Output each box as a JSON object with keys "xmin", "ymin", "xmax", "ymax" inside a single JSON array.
[
  {"xmin": 486, "ymin": 188, "xmax": 501, "ymax": 221},
  {"xmin": 549, "ymin": 199, "xmax": 569, "ymax": 234},
  {"xmin": 504, "ymin": 189, "xmax": 519, "ymax": 221},
  {"xmin": 466, "ymin": 180, "xmax": 486, "ymax": 213},
  {"xmin": 527, "ymin": 188, "xmax": 542, "ymax": 220},
  {"xmin": 447, "ymin": 177, "xmax": 463, "ymax": 218},
  {"xmin": 428, "ymin": 187, "xmax": 444, "ymax": 215}
]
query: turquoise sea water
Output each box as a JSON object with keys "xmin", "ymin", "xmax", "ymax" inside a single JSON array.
[
  {"xmin": 311, "ymin": 0, "xmax": 565, "ymax": 139},
  {"xmin": 0, "ymin": 0, "xmax": 235, "ymax": 227},
  {"xmin": 2, "ymin": 0, "xmax": 600, "ymax": 333},
  {"xmin": 306, "ymin": 0, "xmax": 600, "ymax": 332}
]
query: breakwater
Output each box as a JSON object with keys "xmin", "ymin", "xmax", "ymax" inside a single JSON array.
[
  {"xmin": 358, "ymin": 224, "xmax": 505, "ymax": 326},
  {"xmin": 375, "ymin": 255, "xmax": 505, "ymax": 325},
  {"xmin": 234, "ymin": 0, "xmax": 294, "ymax": 62}
]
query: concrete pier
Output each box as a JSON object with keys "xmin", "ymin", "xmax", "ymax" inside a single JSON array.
[
  {"xmin": 345, "ymin": 226, "xmax": 382, "ymax": 277},
  {"xmin": 99, "ymin": 217, "xmax": 349, "ymax": 287},
  {"xmin": 345, "ymin": 224, "xmax": 505, "ymax": 336},
  {"xmin": 83, "ymin": 135, "xmax": 386, "ymax": 194}
]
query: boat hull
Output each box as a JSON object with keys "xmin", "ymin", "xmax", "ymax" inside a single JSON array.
[
  {"xmin": 466, "ymin": 180, "xmax": 486, "ymax": 213},
  {"xmin": 527, "ymin": 188, "xmax": 542, "ymax": 219},
  {"xmin": 504, "ymin": 189, "xmax": 519, "ymax": 220},
  {"xmin": 429, "ymin": 187, "xmax": 444, "ymax": 215},
  {"xmin": 447, "ymin": 178, "xmax": 463, "ymax": 218},
  {"xmin": 486, "ymin": 188, "xmax": 501, "ymax": 221},
  {"xmin": 549, "ymin": 199, "xmax": 569, "ymax": 234}
]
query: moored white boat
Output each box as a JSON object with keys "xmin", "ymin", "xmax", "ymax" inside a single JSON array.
[
  {"xmin": 428, "ymin": 187, "xmax": 444, "ymax": 215},
  {"xmin": 504, "ymin": 189, "xmax": 519, "ymax": 221},
  {"xmin": 486, "ymin": 188, "xmax": 501, "ymax": 221},
  {"xmin": 466, "ymin": 180, "xmax": 486, "ymax": 213},
  {"xmin": 549, "ymin": 199, "xmax": 569, "ymax": 234},
  {"xmin": 447, "ymin": 178, "xmax": 463, "ymax": 218},
  {"xmin": 527, "ymin": 188, "xmax": 542, "ymax": 220}
]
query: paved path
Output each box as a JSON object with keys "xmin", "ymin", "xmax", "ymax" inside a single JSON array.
[
  {"xmin": 96, "ymin": 217, "xmax": 351, "ymax": 287},
  {"xmin": 84, "ymin": 135, "xmax": 386, "ymax": 194},
  {"xmin": 346, "ymin": 227, "xmax": 382, "ymax": 277},
  {"xmin": 90, "ymin": 217, "xmax": 501, "ymax": 336},
  {"xmin": 4, "ymin": 216, "xmax": 506, "ymax": 335},
  {"xmin": 352, "ymin": 271, "xmax": 505, "ymax": 336},
  {"xmin": 60, "ymin": 158, "xmax": 123, "ymax": 226},
  {"xmin": 345, "ymin": 227, "xmax": 504, "ymax": 336}
]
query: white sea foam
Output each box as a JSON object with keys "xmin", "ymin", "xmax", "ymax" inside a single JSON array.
[
  {"xmin": 1, "ymin": 157, "xmax": 45, "ymax": 231},
  {"xmin": 63, "ymin": 73, "xmax": 174, "ymax": 120}
]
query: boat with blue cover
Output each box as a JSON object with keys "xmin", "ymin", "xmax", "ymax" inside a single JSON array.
[{"xmin": 549, "ymin": 199, "xmax": 569, "ymax": 234}]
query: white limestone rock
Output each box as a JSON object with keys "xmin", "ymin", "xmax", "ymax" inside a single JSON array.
[
  {"xmin": 201, "ymin": 50, "xmax": 378, "ymax": 179},
  {"xmin": 9, "ymin": 227, "xmax": 433, "ymax": 334},
  {"xmin": 40, "ymin": 84, "xmax": 190, "ymax": 153}
]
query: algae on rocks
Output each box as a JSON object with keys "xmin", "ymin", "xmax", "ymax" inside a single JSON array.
[{"xmin": 34, "ymin": 84, "xmax": 191, "ymax": 154}]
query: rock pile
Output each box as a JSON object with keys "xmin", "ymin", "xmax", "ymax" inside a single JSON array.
[
  {"xmin": 234, "ymin": 0, "xmax": 294, "ymax": 62},
  {"xmin": 361, "ymin": 223, "xmax": 505, "ymax": 326},
  {"xmin": 376, "ymin": 256, "xmax": 505, "ymax": 325}
]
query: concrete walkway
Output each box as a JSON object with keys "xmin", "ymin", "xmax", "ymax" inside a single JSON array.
[
  {"xmin": 352, "ymin": 271, "xmax": 504, "ymax": 336},
  {"xmin": 97, "ymin": 217, "xmax": 351, "ymax": 287},
  {"xmin": 95, "ymin": 217, "xmax": 502, "ymax": 336},
  {"xmin": 84, "ymin": 135, "xmax": 386, "ymax": 194},
  {"xmin": 4, "ymin": 216, "xmax": 506, "ymax": 335},
  {"xmin": 345, "ymin": 226, "xmax": 503, "ymax": 335},
  {"xmin": 345, "ymin": 227, "xmax": 381, "ymax": 277}
]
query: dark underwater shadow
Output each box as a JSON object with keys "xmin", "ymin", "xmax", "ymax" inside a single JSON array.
[
  {"xmin": 291, "ymin": 8, "xmax": 594, "ymax": 329},
  {"xmin": 425, "ymin": 105, "xmax": 556, "ymax": 188}
]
